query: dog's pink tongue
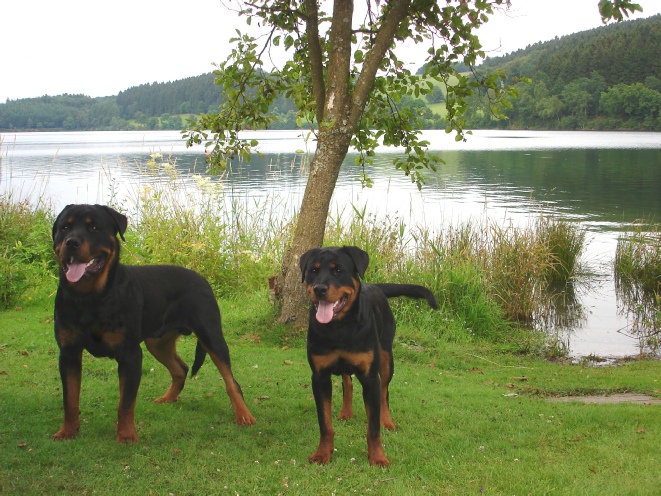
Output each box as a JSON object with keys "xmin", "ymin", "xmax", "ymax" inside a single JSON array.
[
  {"xmin": 316, "ymin": 301, "xmax": 334, "ymax": 324},
  {"xmin": 66, "ymin": 262, "xmax": 86, "ymax": 283}
]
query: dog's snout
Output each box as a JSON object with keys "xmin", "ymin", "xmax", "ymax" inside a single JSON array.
[
  {"xmin": 313, "ymin": 284, "xmax": 328, "ymax": 297},
  {"xmin": 65, "ymin": 237, "xmax": 81, "ymax": 249}
]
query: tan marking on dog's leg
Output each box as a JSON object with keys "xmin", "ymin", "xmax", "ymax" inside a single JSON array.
[
  {"xmin": 52, "ymin": 371, "xmax": 81, "ymax": 440},
  {"xmin": 116, "ymin": 375, "xmax": 138, "ymax": 442},
  {"xmin": 309, "ymin": 397, "xmax": 335, "ymax": 464},
  {"xmin": 145, "ymin": 335, "xmax": 188, "ymax": 403},
  {"xmin": 206, "ymin": 350, "xmax": 256, "ymax": 426},
  {"xmin": 379, "ymin": 349, "xmax": 395, "ymax": 430},
  {"xmin": 339, "ymin": 374, "xmax": 354, "ymax": 420},
  {"xmin": 367, "ymin": 432, "xmax": 390, "ymax": 467}
]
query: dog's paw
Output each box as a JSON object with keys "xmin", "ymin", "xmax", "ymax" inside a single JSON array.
[
  {"xmin": 308, "ymin": 450, "xmax": 333, "ymax": 465},
  {"xmin": 116, "ymin": 429, "xmax": 139, "ymax": 443},
  {"xmin": 52, "ymin": 426, "xmax": 78, "ymax": 441},
  {"xmin": 235, "ymin": 409, "xmax": 257, "ymax": 426},
  {"xmin": 369, "ymin": 454, "xmax": 391, "ymax": 467}
]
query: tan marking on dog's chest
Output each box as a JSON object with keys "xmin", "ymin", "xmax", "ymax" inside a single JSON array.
[{"xmin": 311, "ymin": 350, "xmax": 374, "ymax": 374}]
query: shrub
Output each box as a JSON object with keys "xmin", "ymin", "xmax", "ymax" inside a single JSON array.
[{"xmin": 0, "ymin": 197, "xmax": 55, "ymax": 308}]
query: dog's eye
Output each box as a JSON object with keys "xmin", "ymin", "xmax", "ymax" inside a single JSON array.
[
  {"xmin": 333, "ymin": 267, "xmax": 342, "ymax": 274},
  {"xmin": 89, "ymin": 225, "xmax": 99, "ymax": 232}
]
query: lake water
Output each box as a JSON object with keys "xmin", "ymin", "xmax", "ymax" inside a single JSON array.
[{"xmin": 2, "ymin": 129, "xmax": 661, "ymax": 358}]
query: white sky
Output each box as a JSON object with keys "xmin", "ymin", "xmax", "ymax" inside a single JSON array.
[{"xmin": 2, "ymin": 0, "xmax": 660, "ymax": 102}]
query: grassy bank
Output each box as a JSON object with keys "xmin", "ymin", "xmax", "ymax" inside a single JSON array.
[
  {"xmin": 1, "ymin": 170, "xmax": 660, "ymax": 492},
  {"xmin": 1, "ymin": 289, "xmax": 660, "ymax": 494}
]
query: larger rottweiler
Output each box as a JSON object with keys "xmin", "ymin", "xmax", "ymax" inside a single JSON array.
[
  {"xmin": 300, "ymin": 246, "xmax": 437, "ymax": 466},
  {"xmin": 51, "ymin": 204, "xmax": 255, "ymax": 442}
]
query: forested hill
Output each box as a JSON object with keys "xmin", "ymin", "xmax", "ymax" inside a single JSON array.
[
  {"xmin": 0, "ymin": 74, "xmax": 221, "ymax": 131},
  {"xmin": 115, "ymin": 73, "xmax": 222, "ymax": 118},
  {"xmin": 1, "ymin": 14, "xmax": 660, "ymax": 131},
  {"xmin": 478, "ymin": 14, "xmax": 661, "ymax": 87},
  {"xmin": 466, "ymin": 14, "xmax": 661, "ymax": 131}
]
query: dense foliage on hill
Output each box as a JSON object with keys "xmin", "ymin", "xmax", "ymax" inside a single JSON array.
[
  {"xmin": 469, "ymin": 14, "xmax": 661, "ymax": 130},
  {"xmin": 115, "ymin": 74, "xmax": 222, "ymax": 120},
  {"xmin": 479, "ymin": 15, "xmax": 661, "ymax": 87},
  {"xmin": 1, "ymin": 15, "xmax": 660, "ymax": 132}
]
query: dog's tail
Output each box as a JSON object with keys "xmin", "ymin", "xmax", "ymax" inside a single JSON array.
[
  {"xmin": 191, "ymin": 341, "xmax": 207, "ymax": 377},
  {"xmin": 374, "ymin": 283, "xmax": 438, "ymax": 310}
]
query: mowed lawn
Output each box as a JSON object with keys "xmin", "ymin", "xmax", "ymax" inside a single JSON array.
[{"xmin": 1, "ymin": 292, "xmax": 659, "ymax": 495}]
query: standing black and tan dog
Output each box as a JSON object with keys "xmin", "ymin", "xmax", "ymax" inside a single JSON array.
[
  {"xmin": 51, "ymin": 204, "xmax": 255, "ymax": 442},
  {"xmin": 300, "ymin": 246, "xmax": 437, "ymax": 466}
]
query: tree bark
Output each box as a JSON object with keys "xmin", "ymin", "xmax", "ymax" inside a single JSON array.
[
  {"xmin": 278, "ymin": 130, "xmax": 353, "ymax": 325},
  {"xmin": 277, "ymin": 0, "xmax": 412, "ymax": 326}
]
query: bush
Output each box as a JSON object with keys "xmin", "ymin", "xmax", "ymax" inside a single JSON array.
[{"xmin": 0, "ymin": 197, "xmax": 55, "ymax": 308}]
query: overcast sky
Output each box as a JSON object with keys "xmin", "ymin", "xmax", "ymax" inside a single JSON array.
[{"xmin": 2, "ymin": 0, "xmax": 660, "ymax": 102}]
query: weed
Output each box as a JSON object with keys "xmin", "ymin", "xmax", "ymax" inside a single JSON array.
[
  {"xmin": 1, "ymin": 156, "xmax": 591, "ymax": 352},
  {"xmin": 615, "ymin": 223, "xmax": 661, "ymax": 352},
  {"xmin": 0, "ymin": 196, "xmax": 55, "ymax": 308}
]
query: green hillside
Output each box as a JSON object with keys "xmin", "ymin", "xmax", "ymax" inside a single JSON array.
[
  {"xmin": 470, "ymin": 14, "xmax": 661, "ymax": 130},
  {"xmin": 1, "ymin": 15, "xmax": 660, "ymax": 132}
]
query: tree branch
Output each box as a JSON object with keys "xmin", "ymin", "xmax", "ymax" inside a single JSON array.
[
  {"xmin": 324, "ymin": 0, "xmax": 354, "ymax": 126},
  {"xmin": 303, "ymin": 0, "xmax": 326, "ymax": 124},
  {"xmin": 349, "ymin": 0, "xmax": 411, "ymax": 128}
]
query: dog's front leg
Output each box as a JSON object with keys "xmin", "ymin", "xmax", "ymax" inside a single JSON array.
[
  {"xmin": 115, "ymin": 346, "xmax": 143, "ymax": 442},
  {"xmin": 309, "ymin": 370, "xmax": 335, "ymax": 464},
  {"xmin": 52, "ymin": 346, "xmax": 83, "ymax": 440},
  {"xmin": 358, "ymin": 372, "xmax": 390, "ymax": 467}
]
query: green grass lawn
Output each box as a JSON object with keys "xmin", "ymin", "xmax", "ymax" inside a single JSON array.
[{"xmin": 1, "ymin": 289, "xmax": 659, "ymax": 495}]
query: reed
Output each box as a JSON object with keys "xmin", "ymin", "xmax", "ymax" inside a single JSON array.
[
  {"xmin": 614, "ymin": 224, "xmax": 661, "ymax": 352},
  {"xmin": 0, "ymin": 196, "xmax": 55, "ymax": 308},
  {"xmin": 116, "ymin": 153, "xmax": 290, "ymax": 297},
  {"xmin": 0, "ymin": 155, "xmax": 590, "ymax": 352}
]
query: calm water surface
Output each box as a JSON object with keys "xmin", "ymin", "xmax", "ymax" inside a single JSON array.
[{"xmin": 2, "ymin": 129, "xmax": 660, "ymax": 358}]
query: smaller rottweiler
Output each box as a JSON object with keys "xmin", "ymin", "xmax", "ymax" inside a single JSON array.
[
  {"xmin": 300, "ymin": 246, "xmax": 437, "ymax": 466},
  {"xmin": 51, "ymin": 204, "xmax": 255, "ymax": 442}
]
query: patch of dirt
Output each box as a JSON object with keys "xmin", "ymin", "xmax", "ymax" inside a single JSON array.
[{"xmin": 548, "ymin": 393, "xmax": 661, "ymax": 404}]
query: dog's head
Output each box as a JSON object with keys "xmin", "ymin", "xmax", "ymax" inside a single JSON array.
[
  {"xmin": 52, "ymin": 204, "xmax": 127, "ymax": 292},
  {"xmin": 299, "ymin": 246, "xmax": 369, "ymax": 324}
]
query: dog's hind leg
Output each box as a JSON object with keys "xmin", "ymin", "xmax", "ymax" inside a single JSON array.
[
  {"xmin": 195, "ymin": 328, "xmax": 256, "ymax": 425},
  {"xmin": 145, "ymin": 334, "xmax": 189, "ymax": 403},
  {"xmin": 379, "ymin": 348, "xmax": 396, "ymax": 430},
  {"xmin": 338, "ymin": 374, "xmax": 354, "ymax": 420}
]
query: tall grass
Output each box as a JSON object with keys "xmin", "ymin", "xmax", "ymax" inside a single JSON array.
[
  {"xmin": 326, "ymin": 207, "xmax": 589, "ymax": 347},
  {"xmin": 115, "ymin": 153, "xmax": 291, "ymax": 297},
  {"xmin": 615, "ymin": 224, "xmax": 661, "ymax": 352},
  {"xmin": 0, "ymin": 196, "xmax": 55, "ymax": 308},
  {"xmin": 1, "ymin": 154, "xmax": 591, "ymax": 353}
]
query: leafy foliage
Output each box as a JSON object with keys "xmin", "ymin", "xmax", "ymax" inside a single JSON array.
[{"xmin": 183, "ymin": 0, "xmax": 516, "ymax": 189}]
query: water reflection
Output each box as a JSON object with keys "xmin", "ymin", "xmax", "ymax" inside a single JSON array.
[
  {"xmin": 616, "ymin": 281, "xmax": 661, "ymax": 354},
  {"xmin": 614, "ymin": 230, "xmax": 661, "ymax": 355}
]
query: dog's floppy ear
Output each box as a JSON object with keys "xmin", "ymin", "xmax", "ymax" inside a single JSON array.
[
  {"xmin": 342, "ymin": 246, "xmax": 369, "ymax": 279},
  {"xmin": 299, "ymin": 248, "xmax": 321, "ymax": 282},
  {"xmin": 52, "ymin": 204, "xmax": 74, "ymax": 240},
  {"xmin": 99, "ymin": 205, "xmax": 128, "ymax": 242}
]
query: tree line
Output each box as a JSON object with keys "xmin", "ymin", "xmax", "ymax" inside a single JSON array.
[
  {"xmin": 469, "ymin": 14, "xmax": 661, "ymax": 130},
  {"xmin": 1, "ymin": 14, "xmax": 660, "ymax": 132}
]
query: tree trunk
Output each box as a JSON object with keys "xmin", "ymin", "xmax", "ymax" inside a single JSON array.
[
  {"xmin": 276, "ymin": 0, "xmax": 411, "ymax": 326},
  {"xmin": 277, "ymin": 130, "xmax": 352, "ymax": 325}
]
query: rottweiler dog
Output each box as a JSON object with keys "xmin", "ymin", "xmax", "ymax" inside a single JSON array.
[
  {"xmin": 300, "ymin": 246, "xmax": 437, "ymax": 466},
  {"xmin": 51, "ymin": 204, "xmax": 255, "ymax": 442}
]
